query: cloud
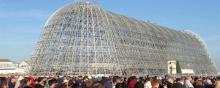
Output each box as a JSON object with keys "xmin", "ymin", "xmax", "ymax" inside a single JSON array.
[{"xmin": 0, "ymin": 10, "xmax": 50, "ymax": 18}]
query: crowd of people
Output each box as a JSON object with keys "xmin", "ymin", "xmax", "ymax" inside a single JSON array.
[{"xmin": 0, "ymin": 75, "xmax": 220, "ymax": 88}]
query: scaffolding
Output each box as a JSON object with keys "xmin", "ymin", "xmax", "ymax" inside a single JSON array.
[{"xmin": 30, "ymin": 1, "xmax": 217, "ymax": 76}]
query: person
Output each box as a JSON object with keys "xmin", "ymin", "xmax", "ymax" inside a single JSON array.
[
  {"xmin": 135, "ymin": 77, "xmax": 144, "ymax": 88},
  {"xmin": 92, "ymin": 82, "xmax": 105, "ymax": 88},
  {"xmin": 115, "ymin": 77, "xmax": 127, "ymax": 88},
  {"xmin": 204, "ymin": 78, "xmax": 214, "ymax": 88},
  {"xmin": 116, "ymin": 83, "xmax": 125, "ymax": 88},
  {"xmin": 69, "ymin": 77, "xmax": 76, "ymax": 88},
  {"xmin": 103, "ymin": 77, "xmax": 113, "ymax": 88},
  {"xmin": 34, "ymin": 77, "xmax": 44, "ymax": 88},
  {"xmin": 215, "ymin": 78, "xmax": 220, "ymax": 88},
  {"xmin": 151, "ymin": 79, "xmax": 160, "ymax": 88},
  {"xmin": 0, "ymin": 77, "xmax": 8, "ymax": 88},
  {"xmin": 24, "ymin": 77, "xmax": 35, "ymax": 88},
  {"xmin": 184, "ymin": 76, "xmax": 194, "ymax": 88},
  {"xmin": 84, "ymin": 79, "xmax": 94, "ymax": 88},
  {"xmin": 144, "ymin": 78, "xmax": 152, "ymax": 88},
  {"xmin": 8, "ymin": 76, "xmax": 16, "ymax": 88},
  {"xmin": 76, "ymin": 76, "xmax": 85, "ymax": 88},
  {"xmin": 128, "ymin": 76, "xmax": 137, "ymax": 88},
  {"xmin": 173, "ymin": 78, "xmax": 184, "ymax": 88},
  {"xmin": 48, "ymin": 78, "xmax": 58, "ymax": 88},
  {"xmin": 193, "ymin": 79, "xmax": 203, "ymax": 88},
  {"xmin": 166, "ymin": 77, "xmax": 174, "ymax": 88},
  {"xmin": 113, "ymin": 76, "xmax": 121, "ymax": 88}
]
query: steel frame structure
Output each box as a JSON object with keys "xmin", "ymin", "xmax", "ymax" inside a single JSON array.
[{"xmin": 30, "ymin": 1, "xmax": 217, "ymax": 76}]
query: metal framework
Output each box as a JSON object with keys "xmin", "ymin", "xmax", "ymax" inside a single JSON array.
[{"xmin": 30, "ymin": 1, "xmax": 217, "ymax": 76}]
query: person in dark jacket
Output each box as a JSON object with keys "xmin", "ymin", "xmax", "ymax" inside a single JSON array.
[
  {"xmin": 8, "ymin": 77, "xmax": 16, "ymax": 88},
  {"xmin": 104, "ymin": 77, "xmax": 113, "ymax": 88},
  {"xmin": 166, "ymin": 77, "xmax": 174, "ymax": 88},
  {"xmin": 76, "ymin": 76, "xmax": 85, "ymax": 88},
  {"xmin": 135, "ymin": 77, "xmax": 144, "ymax": 88},
  {"xmin": 173, "ymin": 78, "xmax": 184, "ymax": 88}
]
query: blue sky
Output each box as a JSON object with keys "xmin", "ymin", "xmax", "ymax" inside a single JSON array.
[{"xmin": 0, "ymin": 0, "xmax": 219, "ymax": 71}]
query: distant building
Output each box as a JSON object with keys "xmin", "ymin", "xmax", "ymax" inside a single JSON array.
[
  {"xmin": 19, "ymin": 61, "xmax": 30, "ymax": 73},
  {"xmin": 0, "ymin": 59, "xmax": 15, "ymax": 68},
  {"xmin": 0, "ymin": 59, "xmax": 29, "ymax": 74},
  {"xmin": 19, "ymin": 61, "xmax": 29, "ymax": 68},
  {"xmin": 0, "ymin": 59, "xmax": 17, "ymax": 74}
]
